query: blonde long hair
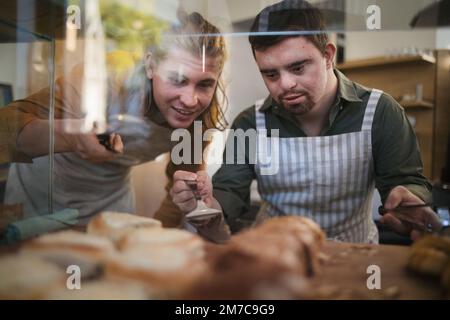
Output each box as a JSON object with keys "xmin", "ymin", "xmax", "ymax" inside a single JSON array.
[{"xmin": 148, "ymin": 11, "xmax": 228, "ymax": 131}]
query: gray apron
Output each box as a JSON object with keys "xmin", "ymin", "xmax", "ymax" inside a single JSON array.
[{"xmin": 254, "ymin": 89, "xmax": 382, "ymax": 243}]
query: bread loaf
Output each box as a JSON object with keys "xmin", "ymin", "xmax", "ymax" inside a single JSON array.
[
  {"xmin": 0, "ymin": 254, "xmax": 66, "ymax": 299},
  {"xmin": 408, "ymin": 233, "xmax": 450, "ymax": 298},
  {"xmin": 228, "ymin": 216, "xmax": 325, "ymax": 276},
  {"xmin": 44, "ymin": 280, "xmax": 149, "ymax": 300},
  {"xmin": 180, "ymin": 216, "xmax": 325, "ymax": 299},
  {"xmin": 105, "ymin": 246, "xmax": 207, "ymax": 296},
  {"xmin": 408, "ymin": 234, "xmax": 450, "ymax": 276},
  {"xmin": 118, "ymin": 227, "xmax": 204, "ymax": 258},
  {"xmin": 23, "ymin": 230, "xmax": 115, "ymax": 261},
  {"xmin": 87, "ymin": 211, "xmax": 162, "ymax": 242}
]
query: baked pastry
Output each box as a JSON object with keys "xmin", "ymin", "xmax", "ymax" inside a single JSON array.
[
  {"xmin": 44, "ymin": 280, "xmax": 149, "ymax": 300},
  {"xmin": 180, "ymin": 259, "xmax": 309, "ymax": 300},
  {"xmin": 229, "ymin": 231, "xmax": 309, "ymax": 271},
  {"xmin": 227, "ymin": 216, "xmax": 325, "ymax": 276},
  {"xmin": 23, "ymin": 249, "xmax": 104, "ymax": 281},
  {"xmin": 254, "ymin": 216, "xmax": 325, "ymax": 249},
  {"xmin": 411, "ymin": 234, "xmax": 450, "ymax": 254},
  {"xmin": 118, "ymin": 227, "xmax": 204, "ymax": 258},
  {"xmin": 105, "ymin": 246, "xmax": 207, "ymax": 296},
  {"xmin": 108, "ymin": 228, "xmax": 206, "ymax": 296},
  {"xmin": 22, "ymin": 230, "xmax": 115, "ymax": 261},
  {"xmin": 408, "ymin": 247, "xmax": 448, "ymax": 277},
  {"xmin": 87, "ymin": 211, "xmax": 162, "ymax": 242},
  {"xmin": 408, "ymin": 234, "xmax": 450, "ymax": 276},
  {"xmin": 0, "ymin": 253, "xmax": 66, "ymax": 299},
  {"xmin": 408, "ymin": 233, "xmax": 450, "ymax": 298},
  {"xmin": 181, "ymin": 216, "xmax": 325, "ymax": 299}
]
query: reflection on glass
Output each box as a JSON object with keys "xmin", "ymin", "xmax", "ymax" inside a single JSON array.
[
  {"xmin": 0, "ymin": 0, "xmax": 448, "ymax": 246},
  {"xmin": 0, "ymin": 1, "xmax": 228, "ymax": 244}
]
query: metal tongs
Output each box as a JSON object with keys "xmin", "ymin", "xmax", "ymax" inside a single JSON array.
[{"xmin": 377, "ymin": 203, "xmax": 444, "ymax": 234}]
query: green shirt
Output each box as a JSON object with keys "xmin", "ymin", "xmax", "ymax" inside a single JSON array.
[{"xmin": 212, "ymin": 69, "xmax": 432, "ymax": 225}]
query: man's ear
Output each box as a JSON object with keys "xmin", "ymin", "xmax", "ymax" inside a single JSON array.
[
  {"xmin": 324, "ymin": 43, "xmax": 336, "ymax": 69},
  {"xmin": 144, "ymin": 53, "xmax": 154, "ymax": 79}
]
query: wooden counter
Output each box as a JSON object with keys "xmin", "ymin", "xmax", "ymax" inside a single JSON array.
[
  {"xmin": 309, "ymin": 242, "xmax": 443, "ymax": 299},
  {"xmin": 0, "ymin": 239, "xmax": 445, "ymax": 299}
]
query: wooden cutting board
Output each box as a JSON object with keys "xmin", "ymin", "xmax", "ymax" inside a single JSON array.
[{"xmin": 309, "ymin": 242, "xmax": 444, "ymax": 299}]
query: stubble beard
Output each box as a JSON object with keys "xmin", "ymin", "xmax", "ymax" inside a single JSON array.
[{"xmin": 282, "ymin": 98, "xmax": 314, "ymax": 116}]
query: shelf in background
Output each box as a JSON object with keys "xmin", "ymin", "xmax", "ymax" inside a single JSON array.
[
  {"xmin": 337, "ymin": 54, "xmax": 436, "ymax": 70},
  {"xmin": 400, "ymin": 100, "xmax": 434, "ymax": 109}
]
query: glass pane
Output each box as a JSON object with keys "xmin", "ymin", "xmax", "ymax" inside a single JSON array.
[
  {"xmin": 0, "ymin": 0, "xmax": 448, "ymax": 236},
  {"xmin": 0, "ymin": 7, "xmax": 55, "ymax": 244},
  {"xmin": 0, "ymin": 0, "xmax": 449, "ymax": 301}
]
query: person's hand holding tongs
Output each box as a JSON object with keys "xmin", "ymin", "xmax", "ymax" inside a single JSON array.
[{"xmin": 379, "ymin": 186, "xmax": 443, "ymax": 241}]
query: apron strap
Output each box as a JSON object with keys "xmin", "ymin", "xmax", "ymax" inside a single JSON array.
[{"xmin": 361, "ymin": 89, "xmax": 383, "ymax": 131}]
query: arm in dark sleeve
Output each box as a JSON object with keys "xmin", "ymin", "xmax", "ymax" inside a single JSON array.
[
  {"xmin": 372, "ymin": 93, "xmax": 432, "ymax": 203},
  {"xmin": 212, "ymin": 107, "xmax": 257, "ymax": 229}
]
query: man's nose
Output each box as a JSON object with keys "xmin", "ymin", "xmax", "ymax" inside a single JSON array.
[
  {"xmin": 279, "ymin": 72, "xmax": 297, "ymax": 91},
  {"xmin": 180, "ymin": 87, "xmax": 198, "ymax": 108}
]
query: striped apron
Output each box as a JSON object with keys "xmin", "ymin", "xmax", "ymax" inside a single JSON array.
[{"xmin": 254, "ymin": 89, "xmax": 382, "ymax": 243}]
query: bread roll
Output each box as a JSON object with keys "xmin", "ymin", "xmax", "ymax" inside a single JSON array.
[
  {"xmin": 408, "ymin": 234, "xmax": 450, "ymax": 276},
  {"xmin": 180, "ymin": 216, "xmax": 325, "ymax": 299},
  {"xmin": 0, "ymin": 254, "xmax": 66, "ymax": 299},
  {"xmin": 105, "ymin": 246, "xmax": 207, "ymax": 296},
  {"xmin": 118, "ymin": 227, "xmax": 204, "ymax": 258},
  {"xmin": 412, "ymin": 234, "xmax": 450, "ymax": 254},
  {"xmin": 408, "ymin": 233, "xmax": 450, "ymax": 298},
  {"xmin": 87, "ymin": 211, "xmax": 162, "ymax": 242},
  {"xmin": 255, "ymin": 216, "xmax": 325, "ymax": 248},
  {"xmin": 22, "ymin": 249, "xmax": 103, "ymax": 281},
  {"xmin": 23, "ymin": 230, "xmax": 115, "ymax": 261},
  {"xmin": 44, "ymin": 280, "xmax": 149, "ymax": 300},
  {"xmin": 180, "ymin": 257, "xmax": 309, "ymax": 300},
  {"xmin": 408, "ymin": 247, "xmax": 448, "ymax": 277},
  {"xmin": 228, "ymin": 216, "xmax": 325, "ymax": 276}
]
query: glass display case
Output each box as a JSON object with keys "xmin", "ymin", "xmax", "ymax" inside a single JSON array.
[
  {"xmin": 0, "ymin": 0, "xmax": 63, "ymax": 240},
  {"xmin": 0, "ymin": 0, "xmax": 449, "ymax": 300},
  {"xmin": 0, "ymin": 0, "xmax": 174, "ymax": 242},
  {"xmin": 0, "ymin": 0, "xmax": 449, "ymax": 238}
]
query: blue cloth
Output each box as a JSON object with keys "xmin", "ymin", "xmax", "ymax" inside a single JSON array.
[{"xmin": 0, "ymin": 208, "xmax": 79, "ymax": 245}]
